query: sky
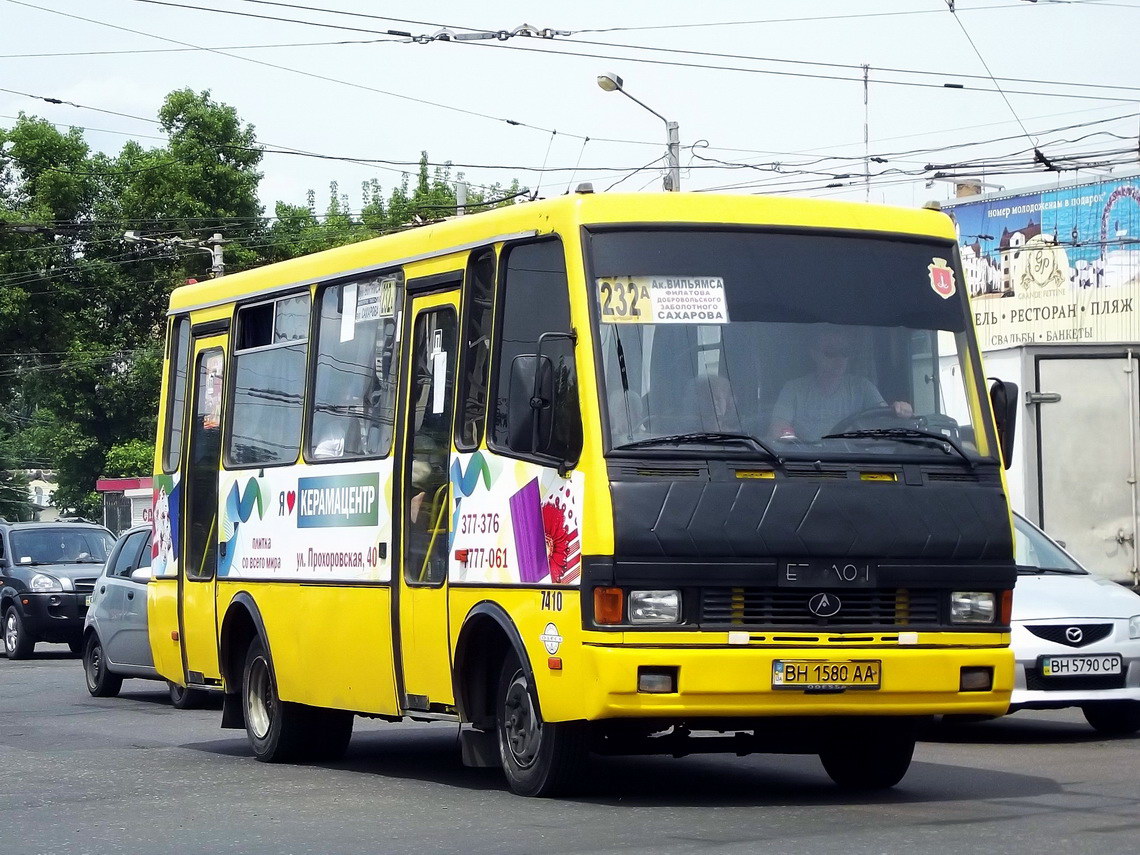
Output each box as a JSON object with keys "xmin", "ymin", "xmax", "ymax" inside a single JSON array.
[{"xmin": 2, "ymin": 0, "xmax": 1140, "ymax": 219}]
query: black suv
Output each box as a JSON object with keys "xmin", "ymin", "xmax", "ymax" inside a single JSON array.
[{"xmin": 0, "ymin": 520, "xmax": 116, "ymax": 658}]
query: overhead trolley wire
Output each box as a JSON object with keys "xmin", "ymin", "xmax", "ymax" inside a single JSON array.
[
  {"xmin": 944, "ymin": 1, "xmax": 1037, "ymax": 146},
  {"xmin": 3, "ymin": 0, "xmax": 654, "ymax": 147},
  {"xmin": 124, "ymin": 0, "xmax": 424, "ymax": 38},
  {"xmin": 0, "ymin": 86, "xmax": 511, "ymax": 194},
  {"xmin": 0, "ymin": 37, "xmax": 397, "ymax": 59},
  {"xmin": 93, "ymin": 0, "xmax": 1140, "ymax": 103},
  {"xmin": 569, "ymin": 4, "xmax": 1035, "ymax": 33},
  {"xmin": 448, "ymin": 37, "xmax": 1140, "ymax": 104}
]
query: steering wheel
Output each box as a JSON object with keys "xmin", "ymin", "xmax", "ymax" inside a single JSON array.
[{"xmin": 828, "ymin": 404, "xmax": 912, "ymax": 435}]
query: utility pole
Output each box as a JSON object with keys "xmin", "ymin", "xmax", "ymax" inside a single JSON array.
[
  {"xmin": 863, "ymin": 64, "xmax": 871, "ymax": 203},
  {"xmin": 666, "ymin": 121, "xmax": 681, "ymax": 193},
  {"xmin": 455, "ymin": 181, "xmax": 467, "ymax": 216},
  {"xmin": 124, "ymin": 230, "xmax": 227, "ymax": 278},
  {"xmin": 205, "ymin": 232, "xmax": 225, "ymax": 278},
  {"xmin": 597, "ymin": 72, "xmax": 681, "ymax": 192}
]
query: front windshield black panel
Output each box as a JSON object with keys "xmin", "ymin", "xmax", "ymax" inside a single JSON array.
[{"xmin": 588, "ymin": 228, "xmax": 995, "ymax": 461}]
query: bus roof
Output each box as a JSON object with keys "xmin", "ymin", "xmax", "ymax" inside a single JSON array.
[{"xmin": 168, "ymin": 192, "xmax": 955, "ymax": 314}]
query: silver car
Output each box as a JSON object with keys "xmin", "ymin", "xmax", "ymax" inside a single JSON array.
[
  {"xmin": 1010, "ymin": 513, "xmax": 1140, "ymax": 734},
  {"xmin": 81, "ymin": 525, "xmax": 206, "ymax": 708}
]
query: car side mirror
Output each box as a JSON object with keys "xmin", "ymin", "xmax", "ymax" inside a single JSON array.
[
  {"xmin": 988, "ymin": 378, "xmax": 1018, "ymax": 470},
  {"xmin": 130, "ymin": 566, "xmax": 153, "ymax": 583}
]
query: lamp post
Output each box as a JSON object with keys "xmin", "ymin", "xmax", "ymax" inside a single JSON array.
[{"xmin": 596, "ymin": 72, "xmax": 680, "ymax": 192}]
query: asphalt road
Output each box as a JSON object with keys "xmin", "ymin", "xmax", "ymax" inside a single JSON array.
[{"xmin": 2, "ymin": 645, "xmax": 1137, "ymax": 855}]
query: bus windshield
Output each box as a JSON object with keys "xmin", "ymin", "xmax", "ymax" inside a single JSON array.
[{"xmin": 590, "ymin": 228, "xmax": 996, "ymax": 462}]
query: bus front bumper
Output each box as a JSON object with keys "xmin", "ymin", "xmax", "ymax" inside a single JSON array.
[{"xmin": 575, "ymin": 643, "xmax": 1014, "ymax": 720}]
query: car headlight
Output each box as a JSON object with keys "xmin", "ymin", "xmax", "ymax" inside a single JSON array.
[
  {"xmin": 30, "ymin": 573, "xmax": 63, "ymax": 593},
  {"xmin": 628, "ymin": 590, "xmax": 681, "ymax": 624},
  {"xmin": 951, "ymin": 591, "xmax": 996, "ymax": 624},
  {"xmin": 1129, "ymin": 615, "xmax": 1140, "ymax": 639}
]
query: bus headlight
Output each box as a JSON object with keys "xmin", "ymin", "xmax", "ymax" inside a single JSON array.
[
  {"xmin": 30, "ymin": 573, "xmax": 63, "ymax": 593},
  {"xmin": 1129, "ymin": 615, "xmax": 1140, "ymax": 639},
  {"xmin": 629, "ymin": 590, "xmax": 681, "ymax": 624},
  {"xmin": 950, "ymin": 591, "xmax": 996, "ymax": 624}
]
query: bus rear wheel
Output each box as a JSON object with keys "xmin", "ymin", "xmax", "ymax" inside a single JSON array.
[
  {"xmin": 818, "ymin": 718, "xmax": 917, "ymax": 790},
  {"xmin": 495, "ymin": 657, "xmax": 589, "ymax": 797},
  {"xmin": 242, "ymin": 636, "xmax": 308, "ymax": 763}
]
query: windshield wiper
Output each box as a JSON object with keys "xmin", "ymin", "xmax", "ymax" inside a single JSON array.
[
  {"xmin": 615, "ymin": 431, "xmax": 784, "ymax": 465},
  {"xmin": 821, "ymin": 427, "xmax": 974, "ymax": 469},
  {"xmin": 1017, "ymin": 566, "xmax": 1084, "ymax": 576}
]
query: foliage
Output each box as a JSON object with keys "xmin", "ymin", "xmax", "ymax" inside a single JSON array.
[
  {"xmin": 104, "ymin": 439, "xmax": 156, "ymax": 478},
  {"xmin": 0, "ymin": 93, "xmax": 526, "ymax": 513},
  {"xmin": 0, "ymin": 438, "xmax": 30, "ymax": 520}
]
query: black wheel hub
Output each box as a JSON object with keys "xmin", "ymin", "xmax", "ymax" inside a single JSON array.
[{"xmin": 502, "ymin": 675, "xmax": 542, "ymax": 768}]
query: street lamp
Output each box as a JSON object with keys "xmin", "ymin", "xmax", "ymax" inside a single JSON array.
[{"xmin": 596, "ymin": 72, "xmax": 680, "ymax": 192}]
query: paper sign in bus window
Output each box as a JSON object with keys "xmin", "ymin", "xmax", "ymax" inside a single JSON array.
[
  {"xmin": 340, "ymin": 283, "xmax": 358, "ymax": 343},
  {"xmin": 357, "ymin": 276, "xmax": 398, "ymax": 324},
  {"xmin": 597, "ymin": 276, "xmax": 729, "ymax": 324}
]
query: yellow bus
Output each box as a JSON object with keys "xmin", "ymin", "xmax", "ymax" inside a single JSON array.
[{"xmin": 149, "ymin": 191, "xmax": 1019, "ymax": 796}]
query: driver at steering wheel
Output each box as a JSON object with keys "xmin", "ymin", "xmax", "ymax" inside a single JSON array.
[{"xmin": 770, "ymin": 327, "xmax": 912, "ymax": 442}]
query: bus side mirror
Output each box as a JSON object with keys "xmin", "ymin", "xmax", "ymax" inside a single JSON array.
[
  {"xmin": 989, "ymin": 378, "xmax": 1018, "ymax": 470},
  {"xmin": 508, "ymin": 354, "xmax": 554, "ymax": 453}
]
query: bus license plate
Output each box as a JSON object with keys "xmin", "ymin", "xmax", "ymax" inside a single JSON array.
[
  {"xmin": 772, "ymin": 659, "xmax": 881, "ymax": 690},
  {"xmin": 1040, "ymin": 654, "xmax": 1122, "ymax": 677},
  {"xmin": 84, "ymin": 595, "xmax": 93, "ymax": 608}
]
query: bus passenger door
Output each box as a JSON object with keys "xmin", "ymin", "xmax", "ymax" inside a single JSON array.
[
  {"xmin": 396, "ymin": 288, "xmax": 459, "ymax": 710},
  {"xmin": 178, "ymin": 337, "xmax": 226, "ymax": 685}
]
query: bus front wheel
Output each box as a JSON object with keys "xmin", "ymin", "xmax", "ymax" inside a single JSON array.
[
  {"xmin": 495, "ymin": 657, "xmax": 589, "ymax": 797},
  {"xmin": 242, "ymin": 636, "xmax": 308, "ymax": 763},
  {"xmin": 818, "ymin": 719, "xmax": 917, "ymax": 790}
]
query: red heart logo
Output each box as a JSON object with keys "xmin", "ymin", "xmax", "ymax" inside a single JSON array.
[{"xmin": 286, "ymin": 490, "xmax": 296, "ymax": 513}]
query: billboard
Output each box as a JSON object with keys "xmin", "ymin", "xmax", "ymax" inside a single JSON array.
[{"xmin": 946, "ymin": 175, "xmax": 1140, "ymax": 350}]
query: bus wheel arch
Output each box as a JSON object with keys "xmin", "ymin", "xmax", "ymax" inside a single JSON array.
[
  {"xmin": 218, "ymin": 594, "xmax": 268, "ymax": 729},
  {"xmin": 454, "ymin": 603, "xmax": 535, "ymax": 731}
]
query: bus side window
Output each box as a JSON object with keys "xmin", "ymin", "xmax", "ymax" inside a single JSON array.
[
  {"xmin": 227, "ymin": 294, "xmax": 310, "ymax": 467},
  {"xmin": 490, "ymin": 238, "xmax": 582, "ymax": 462},
  {"xmin": 455, "ymin": 249, "xmax": 495, "ymax": 450},
  {"xmin": 162, "ymin": 316, "xmax": 191, "ymax": 472},
  {"xmin": 308, "ymin": 272, "xmax": 403, "ymax": 461}
]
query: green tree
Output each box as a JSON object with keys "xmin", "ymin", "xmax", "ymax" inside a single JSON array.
[
  {"xmin": 104, "ymin": 439, "xmax": 155, "ymax": 477},
  {"xmin": 2, "ymin": 90, "xmax": 263, "ymax": 513},
  {"xmin": 1, "ymin": 93, "xmax": 527, "ymax": 519}
]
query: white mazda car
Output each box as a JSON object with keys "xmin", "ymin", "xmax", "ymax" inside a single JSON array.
[{"xmin": 1010, "ymin": 513, "xmax": 1140, "ymax": 735}]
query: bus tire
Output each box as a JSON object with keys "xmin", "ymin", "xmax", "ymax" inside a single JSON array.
[
  {"xmin": 168, "ymin": 681, "xmax": 207, "ymax": 710},
  {"xmin": 242, "ymin": 636, "xmax": 307, "ymax": 763},
  {"xmin": 495, "ymin": 656, "xmax": 589, "ymax": 797},
  {"xmin": 819, "ymin": 720, "xmax": 916, "ymax": 790},
  {"xmin": 305, "ymin": 709, "xmax": 354, "ymax": 762},
  {"xmin": 83, "ymin": 633, "xmax": 122, "ymax": 697}
]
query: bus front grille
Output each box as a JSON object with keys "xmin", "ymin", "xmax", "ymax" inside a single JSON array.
[{"xmin": 699, "ymin": 587, "xmax": 942, "ymax": 630}]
